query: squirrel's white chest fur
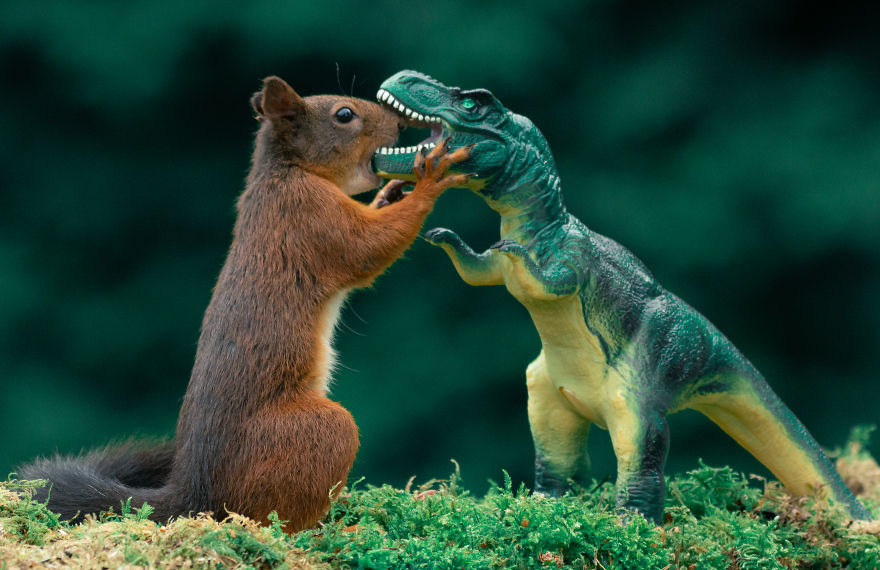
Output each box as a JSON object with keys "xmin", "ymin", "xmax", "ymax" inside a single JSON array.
[{"xmin": 313, "ymin": 289, "xmax": 349, "ymax": 394}]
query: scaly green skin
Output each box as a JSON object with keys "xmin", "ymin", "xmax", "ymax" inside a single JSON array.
[{"xmin": 373, "ymin": 70, "xmax": 871, "ymax": 524}]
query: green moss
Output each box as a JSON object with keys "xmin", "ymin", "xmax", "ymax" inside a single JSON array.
[
  {"xmin": 0, "ymin": 476, "xmax": 63, "ymax": 546},
  {"xmin": 295, "ymin": 471, "xmax": 666, "ymax": 568},
  {"xmin": 2, "ymin": 433, "xmax": 880, "ymax": 569},
  {"xmin": 0, "ymin": 480, "xmax": 319, "ymax": 569}
]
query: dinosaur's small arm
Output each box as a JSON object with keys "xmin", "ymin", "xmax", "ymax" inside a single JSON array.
[{"xmin": 423, "ymin": 228, "xmax": 503, "ymax": 286}]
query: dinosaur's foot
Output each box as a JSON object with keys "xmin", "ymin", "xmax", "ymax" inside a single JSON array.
[
  {"xmin": 534, "ymin": 455, "xmax": 575, "ymax": 498},
  {"xmin": 615, "ymin": 471, "xmax": 665, "ymax": 525}
]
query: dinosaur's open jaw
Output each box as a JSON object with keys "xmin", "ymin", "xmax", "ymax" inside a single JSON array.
[{"xmin": 372, "ymin": 88, "xmax": 447, "ymax": 181}]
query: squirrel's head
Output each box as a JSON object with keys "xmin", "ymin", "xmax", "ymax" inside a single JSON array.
[{"xmin": 251, "ymin": 76, "xmax": 404, "ymax": 196}]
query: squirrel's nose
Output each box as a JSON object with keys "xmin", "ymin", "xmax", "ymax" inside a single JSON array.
[{"xmin": 397, "ymin": 119, "xmax": 407, "ymax": 131}]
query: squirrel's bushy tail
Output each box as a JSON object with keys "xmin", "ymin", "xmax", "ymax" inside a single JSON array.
[{"xmin": 16, "ymin": 439, "xmax": 176, "ymax": 523}]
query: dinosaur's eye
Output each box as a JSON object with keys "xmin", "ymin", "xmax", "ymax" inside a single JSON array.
[
  {"xmin": 460, "ymin": 98, "xmax": 476, "ymax": 110},
  {"xmin": 335, "ymin": 107, "xmax": 356, "ymax": 123}
]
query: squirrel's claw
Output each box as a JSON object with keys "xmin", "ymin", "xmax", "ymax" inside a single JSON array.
[
  {"xmin": 413, "ymin": 147, "xmax": 427, "ymax": 178},
  {"xmin": 371, "ymin": 179, "xmax": 409, "ymax": 209},
  {"xmin": 412, "ymin": 137, "xmax": 472, "ymax": 196}
]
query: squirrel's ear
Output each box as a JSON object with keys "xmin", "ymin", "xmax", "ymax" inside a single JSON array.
[
  {"xmin": 250, "ymin": 92, "xmax": 265, "ymax": 118},
  {"xmin": 252, "ymin": 76, "xmax": 306, "ymax": 120}
]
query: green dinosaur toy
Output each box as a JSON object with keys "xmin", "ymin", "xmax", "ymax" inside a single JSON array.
[{"xmin": 371, "ymin": 70, "xmax": 871, "ymax": 524}]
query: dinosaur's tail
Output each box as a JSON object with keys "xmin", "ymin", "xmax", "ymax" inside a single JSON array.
[
  {"xmin": 16, "ymin": 439, "xmax": 177, "ymax": 523},
  {"xmin": 691, "ymin": 373, "xmax": 872, "ymax": 520}
]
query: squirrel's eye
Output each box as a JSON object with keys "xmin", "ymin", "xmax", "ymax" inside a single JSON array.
[
  {"xmin": 335, "ymin": 107, "xmax": 356, "ymax": 123},
  {"xmin": 460, "ymin": 98, "xmax": 476, "ymax": 110}
]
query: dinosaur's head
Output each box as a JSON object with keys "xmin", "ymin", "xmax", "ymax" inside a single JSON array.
[{"xmin": 372, "ymin": 71, "xmax": 558, "ymax": 205}]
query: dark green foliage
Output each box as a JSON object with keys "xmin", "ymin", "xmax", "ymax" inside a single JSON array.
[{"xmin": 2, "ymin": 1, "xmax": 879, "ymax": 497}]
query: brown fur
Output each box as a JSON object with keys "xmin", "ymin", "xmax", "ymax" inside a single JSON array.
[
  {"xmin": 168, "ymin": 77, "xmax": 470, "ymax": 531},
  {"xmin": 19, "ymin": 76, "xmax": 470, "ymax": 532}
]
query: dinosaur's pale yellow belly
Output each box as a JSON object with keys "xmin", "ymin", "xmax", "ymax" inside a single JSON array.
[
  {"xmin": 500, "ymin": 255, "xmax": 636, "ymax": 430},
  {"xmin": 519, "ymin": 293, "xmax": 626, "ymax": 430}
]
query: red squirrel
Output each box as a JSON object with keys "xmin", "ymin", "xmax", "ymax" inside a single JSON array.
[{"xmin": 19, "ymin": 76, "xmax": 470, "ymax": 531}]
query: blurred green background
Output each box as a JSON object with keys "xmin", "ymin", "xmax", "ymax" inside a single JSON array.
[{"xmin": 1, "ymin": 1, "xmax": 878, "ymax": 494}]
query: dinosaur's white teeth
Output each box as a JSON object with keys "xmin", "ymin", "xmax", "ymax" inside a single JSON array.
[
  {"xmin": 375, "ymin": 89, "xmax": 441, "ymax": 124},
  {"xmin": 375, "ymin": 141, "xmax": 438, "ymax": 158}
]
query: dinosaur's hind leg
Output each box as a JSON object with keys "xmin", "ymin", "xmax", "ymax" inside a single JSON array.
[
  {"xmin": 526, "ymin": 352, "xmax": 591, "ymax": 496},
  {"xmin": 606, "ymin": 406, "xmax": 671, "ymax": 524},
  {"xmin": 689, "ymin": 375, "xmax": 870, "ymax": 520}
]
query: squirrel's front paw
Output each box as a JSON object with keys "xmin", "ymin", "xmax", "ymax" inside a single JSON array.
[
  {"xmin": 413, "ymin": 138, "xmax": 475, "ymax": 196},
  {"xmin": 370, "ymin": 179, "xmax": 410, "ymax": 209}
]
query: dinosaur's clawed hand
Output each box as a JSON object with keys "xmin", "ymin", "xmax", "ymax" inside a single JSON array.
[
  {"xmin": 424, "ymin": 227, "xmax": 458, "ymax": 246},
  {"xmin": 489, "ymin": 239, "xmax": 529, "ymax": 258}
]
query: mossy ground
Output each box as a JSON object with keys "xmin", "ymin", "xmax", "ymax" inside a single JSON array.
[{"xmin": 3, "ymin": 429, "xmax": 880, "ymax": 569}]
